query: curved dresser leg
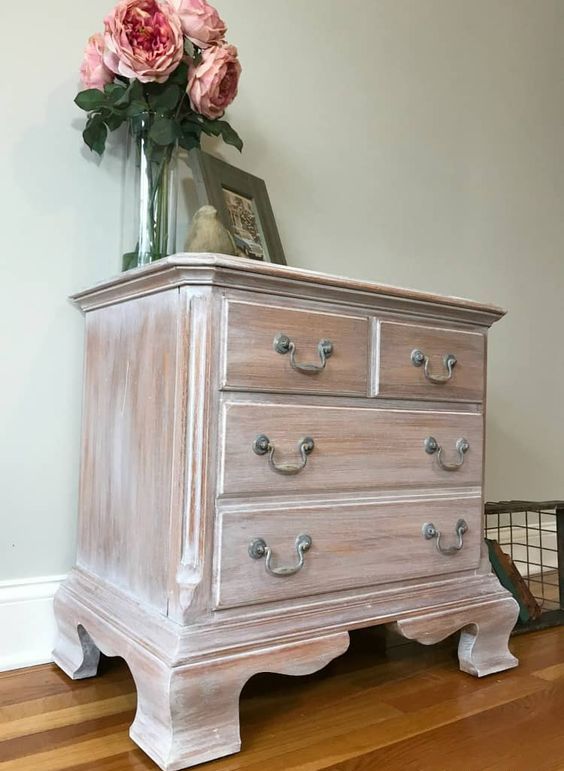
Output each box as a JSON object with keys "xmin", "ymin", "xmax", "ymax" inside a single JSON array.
[
  {"xmin": 52, "ymin": 592, "xmax": 100, "ymax": 680},
  {"xmin": 130, "ymin": 632, "xmax": 349, "ymax": 771},
  {"xmin": 391, "ymin": 596, "xmax": 519, "ymax": 678}
]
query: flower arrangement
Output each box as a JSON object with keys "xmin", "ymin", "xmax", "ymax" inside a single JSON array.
[
  {"xmin": 76, "ymin": 0, "xmax": 242, "ymax": 155},
  {"xmin": 75, "ymin": 0, "xmax": 242, "ymax": 268}
]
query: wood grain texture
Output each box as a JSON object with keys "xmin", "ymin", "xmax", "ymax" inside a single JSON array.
[
  {"xmin": 56, "ymin": 562, "xmax": 512, "ymax": 667},
  {"xmin": 221, "ymin": 299, "xmax": 370, "ymax": 396},
  {"xmin": 54, "ymin": 254, "xmax": 515, "ymax": 770},
  {"xmin": 393, "ymin": 596, "xmax": 519, "ymax": 677},
  {"xmin": 52, "ymin": 582, "xmax": 349, "ymax": 771},
  {"xmin": 220, "ymin": 401, "xmax": 484, "ymax": 496},
  {"xmin": 215, "ymin": 496, "xmax": 483, "ymax": 608},
  {"xmin": 377, "ymin": 320, "xmax": 486, "ymax": 401},
  {"xmin": 170, "ymin": 288, "xmax": 220, "ymax": 621},
  {"xmin": 131, "ymin": 633, "xmax": 350, "ymax": 771},
  {"xmin": 5, "ymin": 627, "xmax": 562, "ymax": 771},
  {"xmin": 77, "ymin": 290, "xmax": 181, "ymax": 612},
  {"xmin": 71, "ymin": 254, "xmax": 506, "ymax": 328}
]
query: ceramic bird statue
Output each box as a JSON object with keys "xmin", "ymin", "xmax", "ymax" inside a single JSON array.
[{"xmin": 185, "ymin": 205, "xmax": 239, "ymax": 256}]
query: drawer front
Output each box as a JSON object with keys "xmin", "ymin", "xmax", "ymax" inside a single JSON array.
[
  {"xmin": 215, "ymin": 497, "xmax": 482, "ymax": 608},
  {"xmin": 377, "ymin": 321, "xmax": 485, "ymax": 402},
  {"xmin": 220, "ymin": 402, "xmax": 483, "ymax": 496},
  {"xmin": 222, "ymin": 300, "xmax": 370, "ymax": 396}
]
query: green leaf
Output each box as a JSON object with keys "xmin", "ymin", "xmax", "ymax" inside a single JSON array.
[
  {"xmin": 83, "ymin": 115, "xmax": 108, "ymax": 155},
  {"xmin": 101, "ymin": 109, "xmax": 126, "ymax": 131},
  {"xmin": 148, "ymin": 84, "xmax": 182, "ymax": 114},
  {"xmin": 184, "ymin": 114, "xmax": 204, "ymax": 127},
  {"xmin": 148, "ymin": 117, "xmax": 180, "ymax": 145},
  {"xmin": 75, "ymin": 89, "xmax": 106, "ymax": 111},
  {"xmin": 217, "ymin": 121, "xmax": 243, "ymax": 151},
  {"xmin": 104, "ymin": 83, "xmax": 126, "ymax": 99},
  {"xmin": 181, "ymin": 117, "xmax": 202, "ymax": 138},
  {"xmin": 169, "ymin": 62, "xmax": 189, "ymax": 87},
  {"xmin": 126, "ymin": 100, "xmax": 149, "ymax": 118},
  {"xmin": 189, "ymin": 116, "xmax": 218, "ymax": 137},
  {"xmin": 179, "ymin": 132, "xmax": 201, "ymax": 151},
  {"xmin": 114, "ymin": 78, "xmax": 145, "ymax": 107},
  {"xmin": 122, "ymin": 250, "xmax": 140, "ymax": 271},
  {"xmin": 201, "ymin": 119, "xmax": 243, "ymax": 151},
  {"xmin": 131, "ymin": 79, "xmax": 144, "ymax": 98}
]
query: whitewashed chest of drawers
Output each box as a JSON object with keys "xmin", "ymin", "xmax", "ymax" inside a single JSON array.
[{"xmin": 53, "ymin": 254, "xmax": 518, "ymax": 771}]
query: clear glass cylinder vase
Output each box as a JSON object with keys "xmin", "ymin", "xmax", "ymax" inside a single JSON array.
[{"xmin": 122, "ymin": 113, "xmax": 178, "ymax": 271}]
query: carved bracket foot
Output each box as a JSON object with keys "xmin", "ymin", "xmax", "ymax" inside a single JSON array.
[
  {"xmin": 53, "ymin": 581, "xmax": 349, "ymax": 771},
  {"xmin": 52, "ymin": 591, "xmax": 101, "ymax": 680},
  {"xmin": 130, "ymin": 632, "xmax": 350, "ymax": 770},
  {"xmin": 391, "ymin": 596, "xmax": 519, "ymax": 677}
]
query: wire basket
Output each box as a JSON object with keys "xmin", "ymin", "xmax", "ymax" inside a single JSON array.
[{"xmin": 484, "ymin": 500, "xmax": 564, "ymax": 631}]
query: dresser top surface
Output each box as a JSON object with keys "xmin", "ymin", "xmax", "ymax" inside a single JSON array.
[{"xmin": 72, "ymin": 253, "xmax": 506, "ymax": 326}]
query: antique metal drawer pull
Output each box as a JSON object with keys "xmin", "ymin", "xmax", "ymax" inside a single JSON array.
[
  {"xmin": 424, "ymin": 436, "xmax": 469, "ymax": 471},
  {"xmin": 253, "ymin": 434, "xmax": 315, "ymax": 475},
  {"xmin": 274, "ymin": 333, "xmax": 333, "ymax": 373},
  {"xmin": 411, "ymin": 349, "xmax": 457, "ymax": 384},
  {"xmin": 248, "ymin": 534, "xmax": 312, "ymax": 577},
  {"xmin": 422, "ymin": 519, "xmax": 468, "ymax": 555}
]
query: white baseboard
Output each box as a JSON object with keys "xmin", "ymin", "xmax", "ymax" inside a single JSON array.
[{"xmin": 0, "ymin": 574, "xmax": 66, "ymax": 672}]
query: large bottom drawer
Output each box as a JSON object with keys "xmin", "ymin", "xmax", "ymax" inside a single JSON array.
[{"xmin": 214, "ymin": 496, "xmax": 482, "ymax": 609}]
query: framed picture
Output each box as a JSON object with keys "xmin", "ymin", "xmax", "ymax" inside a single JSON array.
[{"xmin": 188, "ymin": 149, "xmax": 287, "ymax": 265}]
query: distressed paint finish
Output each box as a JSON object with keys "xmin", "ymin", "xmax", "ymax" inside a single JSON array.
[
  {"xmin": 377, "ymin": 320, "xmax": 486, "ymax": 402},
  {"xmin": 78, "ymin": 290, "xmax": 182, "ymax": 612},
  {"xmin": 215, "ymin": 496, "xmax": 483, "ymax": 609},
  {"xmin": 53, "ymin": 255, "xmax": 518, "ymax": 771},
  {"xmin": 219, "ymin": 401, "xmax": 484, "ymax": 496},
  {"xmin": 221, "ymin": 299, "xmax": 371, "ymax": 396}
]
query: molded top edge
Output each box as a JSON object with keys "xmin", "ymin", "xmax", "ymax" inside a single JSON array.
[{"xmin": 71, "ymin": 252, "xmax": 507, "ymax": 322}]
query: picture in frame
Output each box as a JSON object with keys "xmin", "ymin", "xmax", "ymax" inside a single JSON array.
[{"xmin": 188, "ymin": 149, "xmax": 287, "ymax": 265}]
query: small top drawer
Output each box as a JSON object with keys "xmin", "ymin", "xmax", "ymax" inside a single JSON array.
[
  {"xmin": 221, "ymin": 300, "xmax": 370, "ymax": 396},
  {"xmin": 377, "ymin": 321, "xmax": 485, "ymax": 402}
]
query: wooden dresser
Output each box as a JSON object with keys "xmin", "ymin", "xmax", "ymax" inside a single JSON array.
[{"xmin": 53, "ymin": 255, "xmax": 519, "ymax": 771}]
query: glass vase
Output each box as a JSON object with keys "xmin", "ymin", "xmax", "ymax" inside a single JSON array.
[{"xmin": 122, "ymin": 113, "xmax": 178, "ymax": 271}]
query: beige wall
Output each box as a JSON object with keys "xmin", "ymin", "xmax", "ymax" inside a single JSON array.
[{"xmin": 1, "ymin": 0, "xmax": 563, "ymax": 580}]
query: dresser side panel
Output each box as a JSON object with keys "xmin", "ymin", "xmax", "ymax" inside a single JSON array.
[{"xmin": 77, "ymin": 289, "xmax": 180, "ymax": 612}]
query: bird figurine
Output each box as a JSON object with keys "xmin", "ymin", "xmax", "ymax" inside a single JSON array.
[{"xmin": 185, "ymin": 205, "xmax": 239, "ymax": 256}]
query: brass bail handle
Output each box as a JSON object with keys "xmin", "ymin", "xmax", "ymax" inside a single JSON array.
[
  {"xmin": 253, "ymin": 434, "xmax": 315, "ymax": 475},
  {"xmin": 411, "ymin": 349, "xmax": 457, "ymax": 384},
  {"xmin": 274, "ymin": 333, "xmax": 333, "ymax": 374},
  {"xmin": 422, "ymin": 519, "xmax": 468, "ymax": 555},
  {"xmin": 248, "ymin": 534, "xmax": 313, "ymax": 577},
  {"xmin": 424, "ymin": 436, "xmax": 469, "ymax": 471}
]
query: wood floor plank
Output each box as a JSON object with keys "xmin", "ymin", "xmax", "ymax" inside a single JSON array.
[
  {"xmin": 532, "ymin": 661, "xmax": 564, "ymax": 681},
  {"xmin": 0, "ymin": 731, "xmax": 135, "ymax": 771},
  {"xmin": 0, "ymin": 711, "xmax": 133, "ymax": 763},
  {"xmin": 0, "ymin": 659, "xmax": 130, "ymax": 709},
  {"xmin": 207, "ymin": 673, "xmax": 547, "ymax": 771},
  {"xmin": 331, "ymin": 683, "xmax": 564, "ymax": 771},
  {"xmin": 0, "ymin": 628, "xmax": 563, "ymax": 771},
  {"xmin": 0, "ymin": 693, "xmax": 136, "ymax": 742}
]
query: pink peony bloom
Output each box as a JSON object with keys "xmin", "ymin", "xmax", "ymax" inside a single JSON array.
[
  {"xmin": 173, "ymin": 0, "xmax": 226, "ymax": 49},
  {"xmin": 188, "ymin": 43, "xmax": 241, "ymax": 119},
  {"xmin": 80, "ymin": 33, "xmax": 114, "ymax": 91},
  {"xmin": 103, "ymin": 0, "xmax": 184, "ymax": 84}
]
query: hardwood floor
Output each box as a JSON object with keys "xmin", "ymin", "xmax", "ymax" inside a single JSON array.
[{"xmin": 1, "ymin": 625, "xmax": 564, "ymax": 771}]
